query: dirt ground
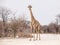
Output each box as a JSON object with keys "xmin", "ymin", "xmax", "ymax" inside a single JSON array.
[{"xmin": 0, "ymin": 34, "xmax": 60, "ymax": 45}]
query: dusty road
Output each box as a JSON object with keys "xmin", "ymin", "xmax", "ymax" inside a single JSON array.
[{"xmin": 0, "ymin": 34, "xmax": 60, "ymax": 45}]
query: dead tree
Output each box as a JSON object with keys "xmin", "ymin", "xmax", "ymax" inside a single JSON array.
[
  {"xmin": 0, "ymin": 7, "xmax": 11, "ymax": 37},
  {"xmin": 56, "ymin": 14, "xmax": 60, "ymax": 25}
]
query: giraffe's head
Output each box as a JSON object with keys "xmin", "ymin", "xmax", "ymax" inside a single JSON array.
[{"xmin": 28, "ymin": 5, "xmax": 32, "ymax": 9}]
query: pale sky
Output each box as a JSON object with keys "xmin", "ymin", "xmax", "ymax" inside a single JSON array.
[{"xmin": 0, "ymin": 0, "xmax": 60, "ymax": 25}]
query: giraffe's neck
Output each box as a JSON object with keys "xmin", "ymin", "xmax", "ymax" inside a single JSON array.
[{"xmin": 29, "ymin": 8, "xmax": 35, "ymax": 22}]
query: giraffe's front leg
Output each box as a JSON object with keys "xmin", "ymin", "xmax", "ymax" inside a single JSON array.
[
  {"xmin": 33, "ymin": 27, "xmax": 36, "ymax": 41},
  {"xmin": 29, "ymin": 25, "xmax": 33, "ymax": 41}
]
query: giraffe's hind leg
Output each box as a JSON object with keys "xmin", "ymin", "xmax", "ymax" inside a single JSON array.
[
  {"xmin": 38, "ymin": 28, "xmax": 40, "ymax": 40},
  {"xmin": 39, "ymin": 30, "xmax": 40, "ymax": 40},
  {"xmin": 37, "ymin": 26, "xmax": 41, "ymax": 40},
  {"xmin": 36, "ymin": 28, "xmax": 38, "ymax": 40},
  {"xmin": 36, "ymin": 26, "xmax": 40, "ymax": 40}
]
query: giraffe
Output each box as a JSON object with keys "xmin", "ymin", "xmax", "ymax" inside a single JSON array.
[{"xmin": 28, "ymin": 5, "xmax": 41, "ymax": 41}]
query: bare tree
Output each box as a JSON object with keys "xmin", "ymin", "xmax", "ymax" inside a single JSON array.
[
  {"xmin": 48, "ymin": 23, "xmax": 58, "ymax": 33},
  {"xmin": 41, "ymin": 25, "xmax": 49, "ymax": 33},
  {"xmin": 0, "ymin": 21, "xmax": 3, "ymax": 37},
  {"xmin": 56, "ymin": 14, "xmax": 60, "ymax": 25},
  {"xmin": 0, "ymin": 7, "xmax": 11, "ymax": 37}
]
